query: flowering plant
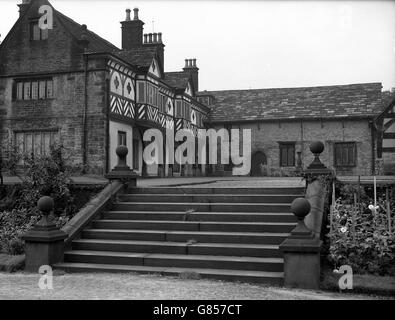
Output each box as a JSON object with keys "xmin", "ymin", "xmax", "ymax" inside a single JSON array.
[{"xmin": 327, "ymin": 194, "xmax": 395, "ymax": 276}]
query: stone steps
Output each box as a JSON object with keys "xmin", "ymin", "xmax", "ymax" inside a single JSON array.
[
  {"xmin": 63, "ymin": 250, "xmax": 284, "ymax": 272},
  {"xmin": 82, "ymin": 229, "xmax": 289, "ymax": 245},
  {"xmin": 102, "ymin": 211, "xmax": 296, "ymax": 223},
  {"xmin": 112, "ymin": 202, "xmax": 292, "ymax": 213},
  {"xmin": 55, "ymin": 185, "xmax": 302, "ymax": 284},
  {"xmin": 71, "ymin": 239, "xmax": 283, "ymax": 257},
  {"xmin": 92, "ymin": 219, "xmax": 296, "ymax": 233}
]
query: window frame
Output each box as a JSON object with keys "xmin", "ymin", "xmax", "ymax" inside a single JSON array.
[
  {"xmin": 14, "ymin": 130, "xmax": 59, "ymax": 163},
  {"xmin": 334, "ymin": 142, "xmax": 357, "ymax": 167},
  {"xmin": 13, "ymin": 78, "xmax": 54, "ymax": 101},
  {"xmin": 30, "ymin": 20, "xmax": 49, "ymax": 41},
  {"xmin": 279, "ymin": 142, "xmax": 296, "ymax": 167}
]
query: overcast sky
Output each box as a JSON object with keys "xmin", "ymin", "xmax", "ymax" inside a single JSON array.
[{"xmin": 1, "ymin": 0, "xmax": 395, "ymax": 91}]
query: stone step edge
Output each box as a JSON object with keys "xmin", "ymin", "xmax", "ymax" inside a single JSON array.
[
  {"xmin": 83, "ymin": 229, "xmax": 290, "ymax": 237},
  {"xmin": 72, "ymin": 238, "xmax": 280, "ymax": 249},
  {"xmin": 104, "ymin": 211, "xmax": 295, "ymax": 215},
  {"xmin": 64, "ymin": 250, "xmax": 284, "ymax": 263},
  {"xmin": 53, "ymin": 262, "xmax": 284, "ymax": 279},
  {"xmin": 94, "ymin": 219, "xmax": 297, "ymax": 226},
  {"xmin": 114, "ymin": 202, "xmax": 292, "ymax": 206}
]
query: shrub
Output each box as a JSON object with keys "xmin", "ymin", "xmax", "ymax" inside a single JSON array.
[
  {"xmin": 327, "ymin": 196, "xmax": 395, "ymax": 276},
  {"xmin": 0, "ymin": 145, "xmax": 77, "ymax": 255},
  {"xmin": 16, "ymin": 145, "xmax": 75, "ymax": 216},
  {"xmin": 0, "ymin": 208, "xmax": 39, "ymax": 255}
]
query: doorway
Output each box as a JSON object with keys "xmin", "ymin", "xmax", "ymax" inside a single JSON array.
[{"xmin": 251, "ymin": 151, "xmax": 267, "ymax": 176}]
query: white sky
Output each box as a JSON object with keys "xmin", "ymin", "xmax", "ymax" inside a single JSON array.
[{"xmin": 1, "ymin": 0, "xmax": 395, "ymax": 91}]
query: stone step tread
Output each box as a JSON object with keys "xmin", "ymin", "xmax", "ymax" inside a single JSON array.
[
  {"xmin": 121, "ymin": 193, "xmax": 301, "ymax": 197},
  {"xmin": 53, "ymin": 262, "xmax": 284, "ymax": 278},
  {"xmin": 84, "ymin": 228, "xmax": 290, "ymax": 237},
  {"xmin": 95, "ymin": 219, "xmax": 297, "ymax": 226},
  {"xmin": 73, "ymin": 238, "xmax": 280, "ymax": 250},
  {"xmin": 105, "ymin": 211, "xmax": 294, "ymax": 215},
  {"xmin": 64, "ymin": 250, "xmax": 284, "ymax": 263},
  {"xmin": 115, "ymin": 202, "xmax": 291, "ymax": 206}
]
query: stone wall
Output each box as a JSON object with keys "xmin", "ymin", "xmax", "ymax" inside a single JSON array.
[
  {"xmin": 0, "ymin": 1, "xmax": 109, "ymax": 175},
  {"xmin": 211, "ymin": 119, "xmax": 374, "ymax": 176}
]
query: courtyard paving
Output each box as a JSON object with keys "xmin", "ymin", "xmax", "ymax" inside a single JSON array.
[
  {"xmin": 0, "ymin": 272, "xmax": 388, "ymax": 300},
  {"xmin": 2, "ymin": 175, "xmax": 306, "ymax": 188}
]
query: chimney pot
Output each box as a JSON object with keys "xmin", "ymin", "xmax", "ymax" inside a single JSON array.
[
  {"xmin": 153, "ymin": 33, "xmax": 158, "ymax": 43},
  {"xmin": 144, "ymin": 34, "xmax": 148, "ymax": 44},
  {"xmin": 133, "ymin": 8, "xmax": 139, "ymax": 20},
  {"xmin": 184, "ymin": 59, "xmax": 188, "ymax": 68},
  {"xmin": 158, "ymin": 32, "xmax": 162, "ymax": 43},
  {"xmin": 148, "ymin": 33, "xmax": 153, "ymax": 43},
  {"xmin": 125, "ymin": 9, "xmax": 131, "ymax": 21},
  {"xmin": 192, "ymin": 59, "xmax": 197, "ymax": 67}
]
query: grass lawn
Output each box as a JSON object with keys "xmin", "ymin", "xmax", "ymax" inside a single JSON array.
[
  {"xmin": 0, "ymin": 271, "xmax": 392, "ymax": 300},
  {"xmin": 321, "ymin": 270, "xmax": 395, "ymax": 297},
  {"xmin": 0, "ymin": 254, "xmax": 25, "ymax": 272}
]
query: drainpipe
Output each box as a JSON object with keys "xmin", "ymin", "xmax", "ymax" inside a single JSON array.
[{"xmin": 82, "ymin": 54, "xmax": 88, "ymax": 171}]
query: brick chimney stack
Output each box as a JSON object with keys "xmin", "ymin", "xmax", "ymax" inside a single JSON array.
[
  {"xmin": 121, "ymin": 8, "xmax": 144, "ymax": 50},
  {"xmin": 183, "ymin": 58, "xmax": 199, "ymax": 93},
  {"xmin": 18, "ymin": 0, "xmax": 32, "ymax": 17},
  {"xmin": 143, "ymin": 31, "xmax": 165, "ymax": 75}
]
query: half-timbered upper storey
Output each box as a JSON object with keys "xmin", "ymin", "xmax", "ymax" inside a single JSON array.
[{"xmin": 0, "ymin": 0, "xmax": 210, "ymax": 134}]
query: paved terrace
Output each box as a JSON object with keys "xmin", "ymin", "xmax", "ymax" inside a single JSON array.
[
  {"xmin": 2, "ymin": 175, "xmax": 394, "ymax": 187},
  {"xmin": 1, "ymin": 176, "xmax": 307, "ymax": 188}
]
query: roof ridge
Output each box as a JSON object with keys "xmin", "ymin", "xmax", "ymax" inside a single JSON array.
[
  {"xmin": 201, "ymin": 82, "xmax": 383, "ymax": 94},
  {"xmin": 54, "ymin": 9, "xmax": 119, "ymax": 51}
]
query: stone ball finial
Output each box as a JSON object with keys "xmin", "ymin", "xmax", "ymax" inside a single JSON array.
[
  {"xmin": 310, "ymin": 141, "xmax": 324, "ymax": 155},
  {"xmin": 37, "ymin": 196, "xmax": 54, "ymax": 216},
  {"xmin": 116, "ymin": 145, "xmax": 128, "ymax": 158},
  {"xmin": 290, "ymin": 198, "xmax": 311, "ymax": 220}
]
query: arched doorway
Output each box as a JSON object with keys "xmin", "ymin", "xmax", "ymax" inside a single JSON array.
[{"xmin": 251, "ymin": 151, "xmax": 267, "ymax": 176}]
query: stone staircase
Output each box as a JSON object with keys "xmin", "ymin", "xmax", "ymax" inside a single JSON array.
[{"xmin": 54, "ymin": 186, "xmax": 304, "ymax": 284}]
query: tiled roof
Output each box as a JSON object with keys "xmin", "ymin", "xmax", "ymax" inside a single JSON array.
[
  {"xmin": 164, "ymin": 72, "xmax": 190, "ymax": 89},
  {"xmin": 55, "ymin": 10, "xmax": 119, "ymax": 53},
  {"xmin": 203, "ymin": 83, "xmax": 385, "ymax": 122},
  {"xmin": 114, "ymin": 47, "xmax": 158, "ymax": 70}
]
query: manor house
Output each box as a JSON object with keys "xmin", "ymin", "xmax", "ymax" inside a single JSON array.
[{"xmin": 1, "ymin": 0, "xmax": 394, "ymax": 177}]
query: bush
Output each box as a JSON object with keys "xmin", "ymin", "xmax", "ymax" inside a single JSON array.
[
  {"xmin": 15, "ymin": 146, "xmax": 75, "ymax": 216},
  {"xmin": 327, "ymin": 195, "xmax": 395, "ymax": 276},
  {"xmin": 0, "ymin": 145, "xmax": 77, "ymax": 255},
  {"xmin": 0, "ymin": 208, "xmax": 39, "ymax": 255}
]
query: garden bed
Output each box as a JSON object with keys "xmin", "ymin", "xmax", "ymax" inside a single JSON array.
[{"xmin": 0, "ymin": 145, "xmax": 105, "ymax": 256}]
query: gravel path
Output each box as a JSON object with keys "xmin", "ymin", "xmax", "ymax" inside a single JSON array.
[{"xmin": 0, "ymin": 272, "xmax": 387, "ymax": 300}]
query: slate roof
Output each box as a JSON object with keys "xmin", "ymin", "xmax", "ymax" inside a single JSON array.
[
  {"xmin": 55, "ymin": 10, "xmax": 119, "ymax": 53},
  {"xmin": 114, "ymin": 47, "xmax": 158, "ymax": 70},
  {"xmin": 202, "ymin": 83, "xmax": 385, "ymax": 122},
  {"xmin": 56, "ymin": 6, "xmax": 159, "ymax": 70},
  {"xmin": 164, "ymin": 72, "xmax": 191, "ymax": 89}
]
